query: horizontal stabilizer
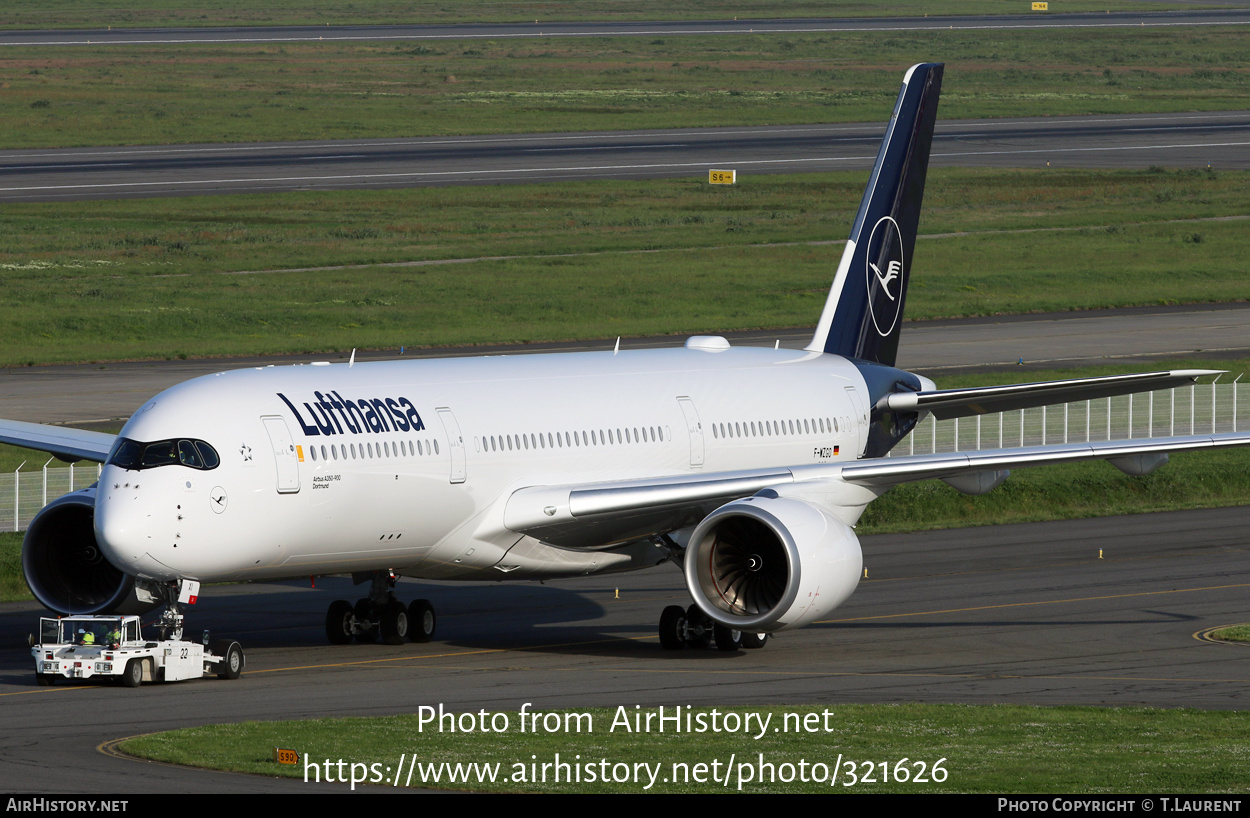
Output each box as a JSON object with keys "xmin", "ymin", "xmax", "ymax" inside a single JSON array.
[
  {"xmin": 879, "ymin": 370, "xmax": 1222, "ymax": 420},
  {"xmin": 0, "ymin": 418, "xmax": 115, "ymax": 463}
]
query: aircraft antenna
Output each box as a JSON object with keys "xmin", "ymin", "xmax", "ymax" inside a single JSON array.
[
  {"xmin": 349, "ymin": 349, "xmax": 356, "ymax": 367},
  {"xmin": 614, "ymin": 337, "xmax": 620, "ymax": 356}
]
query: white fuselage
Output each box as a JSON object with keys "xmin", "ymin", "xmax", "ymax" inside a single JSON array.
[{"xmin": 94, "ymin": 342, "xmax": 871, "ymax": 585}]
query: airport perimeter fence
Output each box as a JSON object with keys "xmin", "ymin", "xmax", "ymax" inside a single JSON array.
[
  {"xmin": 890, "ymin": 377, "xmax": 1245, "ymax": 457},
  {"xmin": 1, "ymin": 462, "xmax": 102, "ymax": 533},
  {"xmin": 0, "ymin": 379, "xmax": 1243, "ymax": 533}
]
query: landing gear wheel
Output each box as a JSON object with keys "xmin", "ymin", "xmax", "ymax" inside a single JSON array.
[
  {"xmin": 659, "ymin": 605, "xmax": 687, "ymax": 650},
  {"xmin": 684, "ymin": 604, "xmax": 712, "ymax": 648},
  {"xmin": 214, "ymin": 640, "xmax": 245, "ymax": 679},
  {"xmin": 353, "ymin": 599, "xmax": 378, "ymax": 643},
  {"xmin": 381, "ymin": 600, "xmax": 410, "ymax": 645},
  {"xmin": 326, "ymin": 600, "xmax": 353, "ymax": 645},
  {"xmin": 741, "ymin": 632, "xmax": 769, "ymax": 650},
  {"xmin": 122, "ymin": 658, "xmax": 144, "ymax": 688},
  {"xmin": 407, "ymin": 599, "xmax": 435, "ymax": 643},
  {"xmin": 713, "ymin": 623, "xmax": 743, "ymax": 652}
]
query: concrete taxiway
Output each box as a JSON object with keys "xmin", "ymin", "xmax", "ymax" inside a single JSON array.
[{"xmin": 1, "ymin": 506, "xmax": 1246, "ymax": 792}]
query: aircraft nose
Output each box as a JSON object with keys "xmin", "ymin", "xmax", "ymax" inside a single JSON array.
[{"xmin": 94, "ymin": 474, "xmax": 174, "ymax": 580}]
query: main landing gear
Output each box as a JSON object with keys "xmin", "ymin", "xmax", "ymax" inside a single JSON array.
[
  {"xmin": 658, "ymin": 604, "xmax": 769, "ymax": 652},
  {"xmin": 325, "ymin": 570, "xmax": 436, "ymax": 645}
]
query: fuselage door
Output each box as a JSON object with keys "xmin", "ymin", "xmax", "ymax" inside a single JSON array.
[
  {"xmin": 261, "ymin": 415, "xmax": 301, "ymax": 494},
  {"xmin": 844, "ymin": 386, "xmax": 868, "ymax": 457},
  {"xmin": 436, "ymin": 407, "xmax": 467, "ymax": 484},
  {"xmin": 677, "ymin": 397, "xmax": 705, "ymax": 468}
]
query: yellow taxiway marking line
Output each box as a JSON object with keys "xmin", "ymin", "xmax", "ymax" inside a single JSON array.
[
  {"xmin": 1193, "ymin": 625, "xmax": 1250, "ymax": 645},
  {"xmin": 133, "ymin": 581, "xmax": 1250, "ymax": 677},
  {"xmin": 325, "ymin": 662, "xmax": 1250, "ymax": 684},
  {"xmin": 246, "ymin": 637, "xmax": 659, "ymax": 674},
  {"xmin": 10, "ymin": 583, "xmax": 1245, "ymax": 693},
  {"xmin": 859, "ymin": 545, "xmax": 1250, "ymax": 587},
  {"xmin": 0, "ymin": 684, "xmax": 93, "ymax": 698},
  {"xmin": 819, "ymin": 581, "xmax": 1250, "ymax": 624}
]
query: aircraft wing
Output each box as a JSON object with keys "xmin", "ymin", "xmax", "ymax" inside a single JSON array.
[
  {"xmin": 0, "ymin": 418, "xmax": 115, "ymax": 463},
  {"xmin": 836, "ymin": 431, "xmax": 1250, "ymax": 486},
  {"xmin": 504, "ymin": 468, "xmax": 795, "ymax": 548},
  {"xmin": 880, "ymin": 370, "xmax": 1222, "ymax": 420},
  {"xmin": 504, "ymin": 430, "xmax": 1250, "ymax": 547}
]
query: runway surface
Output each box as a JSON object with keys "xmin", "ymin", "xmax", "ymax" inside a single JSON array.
[
  {"xmin": 4, "ymin": 111, "xmax": 1249, "ymax": 202},
  {"xmin": 1, "ymin": 506, "xmax": 1246, "ymax": 792},
  {"xmin": 0, "ymin": 304, "xmax": 1243, "ymax": 426},
  {"xmin": 2, "ymin": 9, "xmax": 1248, "ymax": 47}
]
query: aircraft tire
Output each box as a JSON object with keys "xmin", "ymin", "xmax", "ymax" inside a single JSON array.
[
  {"xmin": 659, "ymin": 605, "xmax": 687, "ymax": 650},
  {"xmin": 326, "ymin": 600, "xmax": 353, "ymax": 645},
  {"xmin": 740, "ymin": 632, "xmax": 769, "ymax": 649},
  {"xmin": 381, "ymin": 600, "xmax": 409, "ymax": 645},
  {"xmin": 408, "ymin": 599, "xmax": 435, "ymax": 643},
  {"xmin": 713, "ymin": 623, "xmax": 742, "ymax": 652}
]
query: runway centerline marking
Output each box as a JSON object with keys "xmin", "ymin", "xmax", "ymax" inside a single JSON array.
[
  {"xmin": 0, "ymin": 162, "xmax": 133, "ymax": 171},
  {"xmin": 0, "ymin": 127, "xmax": 867, "ymax": 161},
  {"xmin": 3, "ymin": 114, "xmax": 1245, "ymax": 163},
  {"xmin": 523, "ymin": 143, "xmax": 687, "ymax": 152},
  {"xmin": 5, "ymin": 140, "xmax": 1248, "ymax": 195}
]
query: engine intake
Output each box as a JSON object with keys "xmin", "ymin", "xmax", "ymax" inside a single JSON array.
[
  {"xmin": 22, "ymin": 488, "xmax": 159, "ymax": 615},
  {"xmin": 684, "ymin": 495, "xmax": 862, "ymax": 632}
]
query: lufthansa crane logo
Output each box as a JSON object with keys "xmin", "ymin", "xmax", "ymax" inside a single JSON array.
[{"xmin": 865, "ymin": 215, "xmax": 905, "ymax": 337}]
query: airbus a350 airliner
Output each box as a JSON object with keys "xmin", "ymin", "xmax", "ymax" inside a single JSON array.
[{"xmin": 5, "ymin": 63, "xmax": 1247, "ymax": 651}]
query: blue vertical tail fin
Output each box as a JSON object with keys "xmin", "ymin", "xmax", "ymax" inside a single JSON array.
[{"xmin": 806, "ymin": 63, "xmax": 943, "ymax": 366}]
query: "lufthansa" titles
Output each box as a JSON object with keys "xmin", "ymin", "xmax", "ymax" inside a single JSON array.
[{"xmin": 278, "ymin": 390, "xmax": 425, "ymax": 437}]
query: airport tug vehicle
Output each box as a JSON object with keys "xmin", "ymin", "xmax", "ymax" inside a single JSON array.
[{"xmin": 31, "ymin": 582, "xmax": 244, "ymax": 687}]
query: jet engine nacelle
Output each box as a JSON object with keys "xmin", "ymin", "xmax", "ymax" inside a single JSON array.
[
  {"xmin": 684, "ymin": 495, "xmax": 862, "ymax": 633},
  {"xmin": 22, "ymin": 488, "xmax": 159, "ymax": 616}
]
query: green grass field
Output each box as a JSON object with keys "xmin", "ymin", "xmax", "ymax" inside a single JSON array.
[
  {"xmin": 0, "ymin": 168, "xmax": 1245, "ymax": 366},
  {"xmin": 0, "ymin": 533, "xmax": 26, "ymax": 601},
  {"xmin": 1210, "ymin": 625, "xmax": 1250, "ymax": 642},
  {"xmin": 116, "ymin": 704, "xmax": 1250, "ymax": 793},
  {"xmin": 3, "ymin": 26, "xmax": 1249, "ymax": 148},
  {"xmin": 2, "ymin": 1, "xmax": 1228, "ymax": 29}
]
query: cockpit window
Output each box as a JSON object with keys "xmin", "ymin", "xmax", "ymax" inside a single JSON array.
[
  {"xmin": 177, "ymin": 440, "xmax": 202, "ymax": 468},
  {"xmin": 108, "ymin": 438, "xmax": 220, "ymax": 471},
  {"xmin": 141, "ymin": 441, "xmax": 178, "ymax": 468},
  {"xmin": 195, "ymin": 441, "xmax": 220, "ymax": 469}
]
